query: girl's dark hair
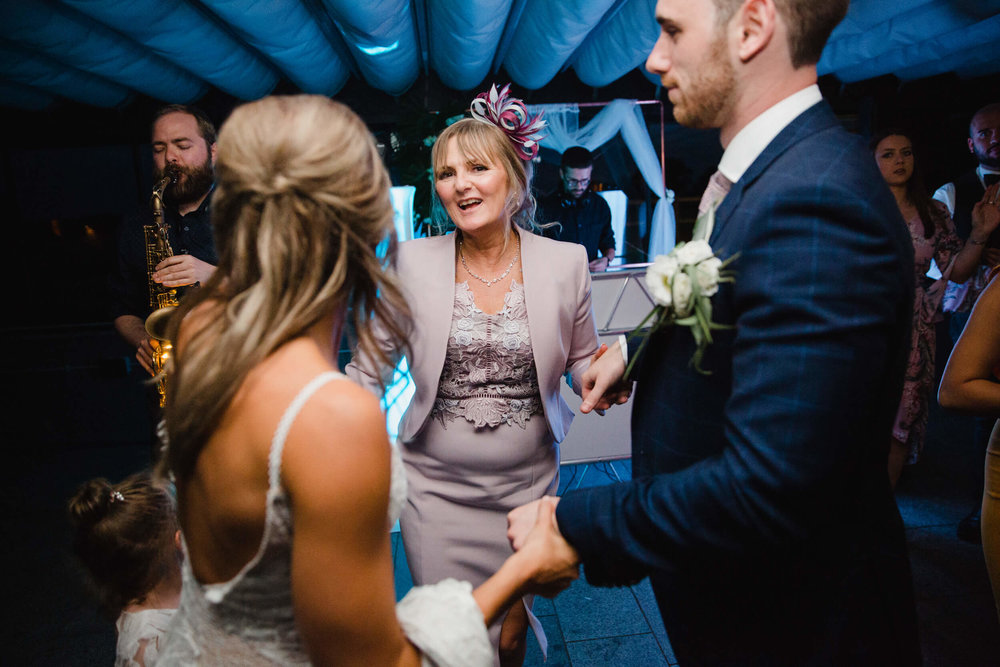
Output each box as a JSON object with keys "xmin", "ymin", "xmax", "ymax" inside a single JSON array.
[
  {"xmin": 869, "ymin": 128, "xmax": 942, "ymax": 239},
  {"xmin": 67, "ymin": 471, "xmax": 179, "ymax": 618}
]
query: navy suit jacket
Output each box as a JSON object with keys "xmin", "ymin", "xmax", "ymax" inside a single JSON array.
[{"xmin": 556, "ymin": 102, "xmax": 921, "ymax": 665}]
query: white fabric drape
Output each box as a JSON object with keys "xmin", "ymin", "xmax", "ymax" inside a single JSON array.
[
  {"xmin": 596, "ymin": 190, "xmax": 627, "ymax": 265},
  {"xmin": 390, "ymin": 185, "xmax": 416, "ymax": 242},
  {"xmin": 528, "ymin": 99, "xmax": 676, "ymax": 258}
]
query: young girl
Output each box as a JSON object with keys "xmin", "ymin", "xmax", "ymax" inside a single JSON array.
[{"xmin": 67, "ymin": 471, "xmax": 181, "ymax": 667}]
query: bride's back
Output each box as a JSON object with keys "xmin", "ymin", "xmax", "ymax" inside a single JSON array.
[
  {"xmin": 176, "ymin": 330, "xmax": 337, "ymax": 585},
  {"xmin": 156, "ymin": 95, "xmax": 415, "ymax": 665}
]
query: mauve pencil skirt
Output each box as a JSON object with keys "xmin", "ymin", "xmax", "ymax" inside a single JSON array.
[{"xmin": 399, "ymin": 413, "xmax": 558, "ymax": 654}]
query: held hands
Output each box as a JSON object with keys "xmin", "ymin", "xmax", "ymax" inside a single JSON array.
[
  {"xmin": 507, "ymin": 497, "xmax": 579, "ymax": 597},
  {"xmin": 153, "ymin": 254, "xmax": 215, "ymax": 288},
  {"xmin": 580, "ymin": 340, "xmax": 631, "ymax": 414}
]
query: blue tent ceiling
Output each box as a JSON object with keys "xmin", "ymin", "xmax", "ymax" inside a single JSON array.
[{"xmin": 1, "ymin": 0, "xmax": 999, "ymax": 112}]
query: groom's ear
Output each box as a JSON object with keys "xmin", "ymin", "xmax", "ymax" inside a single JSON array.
[{"xmin": 734, "ymin": 0, "xmax": 777, "ymax": 63}]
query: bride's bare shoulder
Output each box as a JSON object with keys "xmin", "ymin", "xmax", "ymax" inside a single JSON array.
[{"xmin": 276, "ymin": 373, "xmax": 392, "ymax": 517}]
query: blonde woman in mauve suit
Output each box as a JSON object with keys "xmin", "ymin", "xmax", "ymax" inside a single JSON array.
[{"xmin": 349, "ymin": 86, "xmax": 600, "ymax": 667}]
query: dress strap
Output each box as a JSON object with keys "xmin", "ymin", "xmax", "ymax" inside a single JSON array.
[{"xmin": 268, "ymin": 371, "xmax": 344, "ymax": 491}]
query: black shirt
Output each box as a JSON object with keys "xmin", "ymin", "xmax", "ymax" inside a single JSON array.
[
  {"xmin": 109, "ymin": 191, "xmax": 216, "ymax": 321},
  {"xmin": 538, "ymin": 190, "xmax": 616, "ymax": 262}
]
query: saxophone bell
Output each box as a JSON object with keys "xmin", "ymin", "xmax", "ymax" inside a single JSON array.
[{"xmin": 145, "ymin": 305, "xmax": 174, "ymax": 341}]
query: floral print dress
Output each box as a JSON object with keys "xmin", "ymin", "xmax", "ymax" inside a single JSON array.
[{"xmin": 893, "ymin": 200, "xmax": 963, "ymax": 462}]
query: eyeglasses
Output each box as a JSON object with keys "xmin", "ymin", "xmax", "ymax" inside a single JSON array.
[{"xmin": 564, "ymin": 177, "xmax": 591, "ymax": 187}]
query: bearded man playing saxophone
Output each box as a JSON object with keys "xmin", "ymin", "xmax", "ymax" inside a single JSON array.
[{"xmin": 110, "ymin": 104, "xmax": 218, "ymax": 376}]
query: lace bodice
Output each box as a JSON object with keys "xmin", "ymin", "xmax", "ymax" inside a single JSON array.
[
  {"xmin": 432, "ymin": 281, "xmax": 542, "ymax": 429},
  {"xmin": 157, "ymin": 371, "xmax": 490, "ymax": 666}
]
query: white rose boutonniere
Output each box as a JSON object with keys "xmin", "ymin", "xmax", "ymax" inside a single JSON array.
[{"xmin": 627, "ymin": 239, "xmax": 737, "ymax": 376}]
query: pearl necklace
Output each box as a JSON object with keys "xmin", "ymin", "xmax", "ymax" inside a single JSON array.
[{"xmin": 459, "ymin": 235, "xmax": 521, "ymax": 287}]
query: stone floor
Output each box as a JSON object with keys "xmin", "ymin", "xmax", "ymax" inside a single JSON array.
[{"xmin": 6, "ymin": 402, "xmax": 999, "ymax": 665}]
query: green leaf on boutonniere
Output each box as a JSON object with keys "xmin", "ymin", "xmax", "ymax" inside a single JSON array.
[{"xmin": 626, "ymin": 242, "xmax": 738, "ymax": 376}]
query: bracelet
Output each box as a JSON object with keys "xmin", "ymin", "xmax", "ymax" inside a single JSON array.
[{"xmin": 970, "ymin": 238, "xmax": 987, "ymax": 246}]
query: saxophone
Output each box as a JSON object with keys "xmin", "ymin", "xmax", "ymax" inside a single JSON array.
[{"xmin": 144, "ymin": 169, "xmax": 179, "ymax": 407}]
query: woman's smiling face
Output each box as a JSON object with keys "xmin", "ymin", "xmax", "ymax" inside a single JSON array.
[{"xmin": 435, "ymin": 137, "xmax": 510, "ymax": 236}]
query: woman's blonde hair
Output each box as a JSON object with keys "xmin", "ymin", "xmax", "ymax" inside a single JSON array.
[
  {"xmin": 430, "ymin": 118, "xmax": 538, "ymax": 237},
  {"xmin": 162, "ymin": 95, "xmax": 410, "ymax": 482}
]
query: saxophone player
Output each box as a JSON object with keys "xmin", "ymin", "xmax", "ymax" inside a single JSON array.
[{"xmin": 110, "ymin": 105, "xmax": 218, "ymax": 377}]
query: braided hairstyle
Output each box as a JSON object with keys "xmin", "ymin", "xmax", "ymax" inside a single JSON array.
[
  {"xmin": 162, "ymin": 95, "xmax": 411, "ymax": 482},
  {"xmin": 67, "ymin": 472, "xmax": 179, "ymax": 618}
]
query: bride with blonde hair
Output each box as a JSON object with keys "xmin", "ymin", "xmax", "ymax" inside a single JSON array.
[{"xmin": 156, "ymin": 94, "xmax": 577, "ymax": 666}]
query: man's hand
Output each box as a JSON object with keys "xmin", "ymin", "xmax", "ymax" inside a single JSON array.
[
  {"xmin": 580, "ymin": 340, "xmax": 630, "ymax": 413},
  {"xmin": 115, "ymin": 315, "xmax": 158, "ymax": 376},
  {"xmin": 589, "ymin": 256, "xmax": 609, "ymax": 272},
  {"xmin": 508, "ymin": 497, "xmax": 580, "ymax": 597},
  {"xmin": 154, "ymin": 254, "xmax": 215, "ymax": 288},
  {"xmin": 508, "ymin": 498, "xmax": 545, "ymax": 551},
  {"xmin": 137, "ymin": 337, "xmax": 158, "ymax": 376}
]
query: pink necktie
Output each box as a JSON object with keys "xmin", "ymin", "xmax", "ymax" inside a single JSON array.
[
  {"xmin": 698, "ymin": 169, "xmax": 733, "ymax": 216},
  {"xmin": 693, "ymin": 170, "xmax": 732, "ymax": 241}
]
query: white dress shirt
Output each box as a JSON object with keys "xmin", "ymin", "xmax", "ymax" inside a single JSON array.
[
  {"xmin": 933, "ymin": 164, "xmax": 1000, "ymax": 216},
  {"xmin": 718, "ymin": 85, "xmax": 823, "ymax": 184}
]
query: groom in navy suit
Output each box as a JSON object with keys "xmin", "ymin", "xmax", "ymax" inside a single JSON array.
[{"xmin": 509, "ymin": 0, "xmax": 921, "ymax": 664}]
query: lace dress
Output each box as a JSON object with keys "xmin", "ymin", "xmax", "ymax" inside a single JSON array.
[
  {"xmin": 399, "ymin": 281, "xmax": 557, "ymax": 659},
  {"xmin": 115, "ymin": 607, "xmax": 174, "ymax": 666},
  {"xmin": 157, "ymin": 371, "xmax": 491, "ymax": 666},
  {"xmin": 893, "ymin": 201, "xmax": 963, "ymax": 462}
]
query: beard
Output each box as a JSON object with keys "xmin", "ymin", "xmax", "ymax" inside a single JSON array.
[
  {"xmin": 671, "ymin": 34, "xmax": 736, "ymax": 129},
  {"xmin": 973, "ymin": 143, "xmax": 1000, "ymax": 169},
  {"xmin": 156, "ymin": 155, "xmax": 214, "ymax": 207}
]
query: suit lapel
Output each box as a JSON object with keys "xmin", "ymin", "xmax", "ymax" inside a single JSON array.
[{"xmin": 709, "ymin": 101, "xmax": 839, "ymax": 246}]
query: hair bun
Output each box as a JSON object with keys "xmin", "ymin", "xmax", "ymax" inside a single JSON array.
[{"xmin": 68, "ymin": 478, "xmax": 114, "ymax": 527}]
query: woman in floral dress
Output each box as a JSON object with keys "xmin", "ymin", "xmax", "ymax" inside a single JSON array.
[{"xmin": 871, "ymin": 129, "xmax": 1000, "ymax": 487}]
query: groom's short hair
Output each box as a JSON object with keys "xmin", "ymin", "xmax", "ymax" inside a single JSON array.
[{"xmin": 710, "ymin": 0, "xmax": 848, "ymax": 68}]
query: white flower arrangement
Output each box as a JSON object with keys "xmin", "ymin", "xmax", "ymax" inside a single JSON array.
[{"xmin": 627, "ymin": 239, "xmax": 737, "ymax": 376}]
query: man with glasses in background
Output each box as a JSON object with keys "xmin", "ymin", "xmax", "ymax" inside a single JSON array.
[{"xmin": 539, "ymin": 146, "xmax": 616, "ymax": 271}]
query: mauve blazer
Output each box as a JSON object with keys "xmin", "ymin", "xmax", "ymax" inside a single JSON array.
[{"xmin": 347, "ymin": 226, "xmax": 600, "ymax": 445}]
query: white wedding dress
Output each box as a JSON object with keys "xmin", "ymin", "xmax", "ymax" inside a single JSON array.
[{"xmin": 157, "ymin": 371, "xmax": 492, "ymax": 666}]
